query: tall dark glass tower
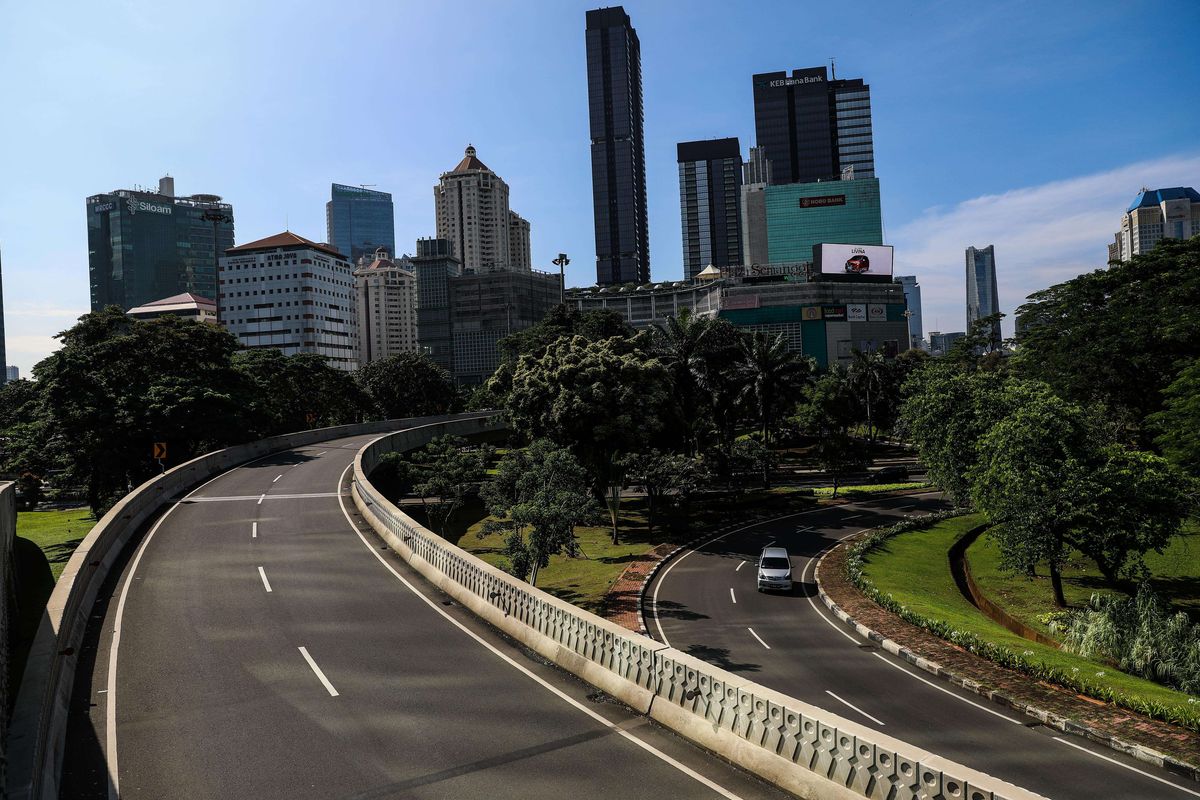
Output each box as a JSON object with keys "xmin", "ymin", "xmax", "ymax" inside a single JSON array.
[
  {"xmin": 965, "ymin": 244, "xmax": 1001, "ymax": 348},
  {"xmin": 677, "ymin": 138, "xmax": 743, "ymax": 279},
  {"xmin": 752, "ymin": 66, "xmax": 874, "ymax": 185},
  {"xmin": 326, "ymin": 184, "xmax": 396, "ymax": 264},
  {"xmin": 586, "ymin": 6, "xmax": 649, "ymax": 286},
  {"xmin": 87, "ymin": 177, "xmax": 235, "ymax": 312}
]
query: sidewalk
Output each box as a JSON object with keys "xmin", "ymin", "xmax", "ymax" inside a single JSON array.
[{"xmin": 817, "ymin": 534, "xmax": 1200, "ymax": 779}]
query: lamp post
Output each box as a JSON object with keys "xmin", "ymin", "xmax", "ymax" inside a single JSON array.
[
  {"xmin": 552, "ymin": 252, "xmax": 570, "ymax": 305},
  {"xmin": 202, "ymin": 206, "xmax": 232, "ymax": 322}
]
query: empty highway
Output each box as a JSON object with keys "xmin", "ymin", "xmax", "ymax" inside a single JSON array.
[{"xmin": 647, "ymin": 493, "xmax": 1200, "ymax": 799}]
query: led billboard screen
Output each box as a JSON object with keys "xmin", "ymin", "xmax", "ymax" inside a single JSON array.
[{"xmin": 816, "ymin": 243, "xmax": 894, "ymax": 277}]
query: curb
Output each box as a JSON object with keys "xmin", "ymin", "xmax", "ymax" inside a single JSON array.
[{"xmin": 813, "ymin": 540, "xmax": 1200, "ymax": 784}]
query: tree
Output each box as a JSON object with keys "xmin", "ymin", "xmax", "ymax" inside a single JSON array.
[
  {"xmin": 694, "ymin": 320, "xmax": 750, "ymax": 479},
  {"xmin": 506, "ymin": 334, "xmax": 670, "ymax": 544},
  {"xmin": 795, "ymin": 367, "xmax": 859, "ymax": 436},
  {"xmin": 736, "ymin": 333, "xmax": 812, "ymax": 486},
  {"xmin": 0, "ymin": 379, "xmax": 55, "ymax": 492},
  {"xmin": 406, "ymin": 435, "xmax": 493, "ymax": 538},
  {"xmin": 813, "ymin": 431, "xmax": 867, "ymax": 498},
  {"xmin": 1014, "ymin": 236, "xmax": 1200, "ymax": 441},
  {"xmin": 480, "ymin": 440, "xmax": 601, "ymax": 585},
  {"xmin": 355, "ymin": 352, "xmax": 458, "ymax": 419},
  {"xmin": 652, "ymin": 309, "xmax": 718, "ymax": 456},
  {"xmin": 623, "ymin": 450, "xmax": 709, "ymax": 530},
  {"xmin": 233, "ymin": 349, "xmax": 373, "ymax": 436},
  {"xmin": 1147, "ymin": 359, "xmax": 1200, "ymax": 476},
  {"xmin": 848, "ymin": 349, "xmax": 888, "ymax": 442}
]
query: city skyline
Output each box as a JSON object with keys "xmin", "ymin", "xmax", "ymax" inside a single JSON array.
[{"xmin": 1, "ymin": 0, "xmax": 1198, "ymax": 375}]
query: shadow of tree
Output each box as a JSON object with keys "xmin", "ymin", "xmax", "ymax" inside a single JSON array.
[
  {"xmin": 683, "ymin": 643, "xmax": 761, "ymax": 673},
  {"xmin": 651, "ymin": 600, "xmax": 710, "ymax": 622}
]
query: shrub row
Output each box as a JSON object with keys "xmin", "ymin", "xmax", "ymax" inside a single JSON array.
[{"xmin": 844, "ymin": 514, "xmax": 1200, "ymax": 732}]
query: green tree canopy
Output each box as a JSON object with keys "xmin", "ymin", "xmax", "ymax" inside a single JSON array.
[
  {"xmin": 1147, "ymin": 359, "xmax": 1200, "ymax": 476},
  {"xmin": 355, "ymin": 352, "xmax": 458, "ymax": 419}
]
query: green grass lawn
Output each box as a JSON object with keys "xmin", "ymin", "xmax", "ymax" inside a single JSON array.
[
  {"xmin": 812, "ymin": 482, "xmax": 931, "ymax": 499},
  {"xmin": 862, "ymin": 515, "xmax": 1199, "ymax": 717},
  {"xmin": 11, "ymin": 507, "xmax": 96, "ymax": 692}
]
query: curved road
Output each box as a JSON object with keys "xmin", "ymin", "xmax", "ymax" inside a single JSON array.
[
  {"xmin": 647, "ymin": 492, "xmax": 1200, "ymax": 799},
  {"xmin": 65, "ymin": 432, "xmax": 790, "ymax": 800}
]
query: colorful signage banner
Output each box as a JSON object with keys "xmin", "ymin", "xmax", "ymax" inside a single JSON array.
[
  {"xmin": 817, "ymin": 243, "xmax": 895, "ymax": 277},
  {"xmin": 801, "ymin": 306, "xmax": 822, "ymax": 321},
  {"xmin": 868, "ymin": 304, "xmax": 887, "ymax": 322},
  {"xmin": 822, "ymin": 305, "xmax": 847, "ymax": 321}
]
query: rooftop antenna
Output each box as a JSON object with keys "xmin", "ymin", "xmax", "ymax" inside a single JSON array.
[{"xmin": 830, "ymin": 57, "xmax": 836, "ymax": 79}]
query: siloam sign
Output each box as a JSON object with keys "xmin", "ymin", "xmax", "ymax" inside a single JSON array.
[
  {"xmin": 126, "ymin": 196, "xmax": 173, "ymax": 215},
  {"xmin": 816, "ymin": 243, "xmax": 895, "ymax": 277}
]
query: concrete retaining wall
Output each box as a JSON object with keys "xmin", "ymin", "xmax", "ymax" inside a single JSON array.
[
  {"xmin": 5, "ymin": 414, "xmax": 493, "ymax": 800},
  {"xmin": 353, "ymin": 428, "xmax": 1046, "ymax": 800},
  {"xmin": 0, "ymin": 481, "xmax": 14, "ymax": 791}
]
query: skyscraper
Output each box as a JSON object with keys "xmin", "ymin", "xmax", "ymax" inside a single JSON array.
[
  {"xmin": 354, "ymin": 248, "xmax": 418, "ymax": 366},
  {"xmin": 740, "ymin": 146, "xmax": 772, "ymax": 265},
  {"xmin": 0, "ymin": 244, "xmax": 7, "ymax": 384},
  {"xmin": 434, "ymin": 146, "xmax": 529, "ymax": 273},
  {"xmin": 895, "ymin": 275, "xmax": 923, "ymax": 350},
  {"xmin": 88, "ymin": 176, "xmax": 235, "ymax": 312},
  {"xmin": 326, "ymin": 184, "xmax": 396, "ymax": 265},
  {"xmin": 677, "ymin": 138, "xmax": 743, "ymax": 279},
  {"xmin": 752, "ymin": 66, "xmax": 874, "ymax": 185},
  {"xmin": 965, "ymin": 245, "xmax": 1001, "ymax": 347},
  {"xmin": 1109, "ymin": 186, "xmax": 1200, "ymax": 262},
  {"xmin": 586, "ymin": 6, "xmax": 649, "ymax": 285}
]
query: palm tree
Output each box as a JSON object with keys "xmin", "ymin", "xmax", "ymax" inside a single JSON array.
[
  {"xmin": 737, "ymin": 333, "xmax": 812, "ymax": 486},
  {"xmin": 652, "ymin": 309, "xmax": 715, "ymax": 456},
  {"xmin": 848, "ymin": 349, "xmax": 888, "ymax": 442}
]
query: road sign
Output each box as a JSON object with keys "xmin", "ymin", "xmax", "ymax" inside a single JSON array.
[{"xmin": 153, "ymin": 442, "xmax": 168, "ymax": 460}]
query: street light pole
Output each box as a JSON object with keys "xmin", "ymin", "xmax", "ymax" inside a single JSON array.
[{"xmin": 552, "ymin": 252, "xmax": 570, "ymax": 306}]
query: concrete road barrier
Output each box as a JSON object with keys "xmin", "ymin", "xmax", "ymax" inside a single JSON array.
[
  {"xmin": 353, "ymin": 424, "xmax": 1047, "ymax": 800},
  {"xmin": 5, "ymin": 414, "xmax": 495, "ymax": 800}
]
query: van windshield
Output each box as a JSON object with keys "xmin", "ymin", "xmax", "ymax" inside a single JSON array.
[{"xmin": 761, "ymin": 557, "xmax": 789, "ymax": 569}]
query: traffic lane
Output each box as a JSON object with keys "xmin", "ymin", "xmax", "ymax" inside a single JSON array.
[
  {"xmin": 114, "ymin": 444, "xmax": 786, "ymax": 799},
  {"xmin": 653, "ymin": 507, "xmax": 1200, "ymax": 799}
]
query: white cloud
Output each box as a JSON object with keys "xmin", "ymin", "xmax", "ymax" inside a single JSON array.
[{"xmin": 890, "ymin": 153, "xmax": 1200, "ymax": 338}]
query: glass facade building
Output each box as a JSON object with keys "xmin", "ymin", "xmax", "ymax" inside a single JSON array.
[
  {"xmin": 326, "ymin": 183, "xmax": 396, "ymax": 265},
  {"xmin": 764, "ymin": 178, "xmax": 882, "ymax": 264},
  {"xmin": 894, "ymin": 275, "xmax": 923, "ymax": 350},
  {"xmin": 677, "ymin": 138, "xmax": 743, "ymax": 280},
  {"xmin": 965, "ymin": 245, "xmax": 1000, "ymax": 347},
  {"xmin": 586, "ymin": 6, "xmax": 650, "ymax": 286},
  {"xmin": 752, "ymin": 66, "xmax": 874, "ymax": 185},
  {"xmin": 87, "ymin": 182, "xmax": 235, "ymax": 312}
]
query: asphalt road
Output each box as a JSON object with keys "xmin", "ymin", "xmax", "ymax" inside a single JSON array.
[
  {"xmin": 67, "ymin": 433, "xmax": 793, "ymax": 800},
  {"xmin": 647, "ymin": 492, "xmax": 1200, "ymax": 799}
]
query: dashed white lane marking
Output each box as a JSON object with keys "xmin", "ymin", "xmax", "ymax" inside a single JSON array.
[
  {"xmin": 186, "ymin": 492, "xmax": 343, "ymax": 503},
  {"xmin": 252, "ymin": 522, "xmax": 258, "ymax": 538},
  {"xmin": 1051, "ymin": 736, "xmax": 1200, "ymax": 798},
  {"xmin": 257, "ymin": 493, "xmax": 266, "ymax": 505},
  {"xmin": 747, "ymin": 628, "xmax": 771, "ymax": 650},
  {"xmin": 842, "ymin": 514, "xmax": 863, "ymax": 520},
  {"xmin": 735, "ymin": 560, "xmax": 745, "ymax": 572},
  {"xmin": 895, "ymin": 506, "xmax": 913, "ymax": 511},
  {"xmin": 298, "ymin": 646, "xmax": 339, "ymax": 697},
  {"xmin": 825, "ymin": 690, "xmax": 885, "ymax": 726},
  {"xmin": 273, "ymin": 474, "xmax": 283, "ymax": 483},
  {"xmin": 870, "ymin": 653, "xmax": 1022, "ymax": 725},
  {"xmin": 258, "ymin": 566, "xmax": 273, "ymax": 593},
  {"xmin": 729, "ymin": 588, "xmax": 737, "ymax": 604},
  {"xmin": 336, "ymin": 464, "xmax": 745, "ymax": 800}
]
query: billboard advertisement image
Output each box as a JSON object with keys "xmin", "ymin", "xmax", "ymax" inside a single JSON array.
[{"xmin": 817, "ymin": 243, "xmax": 895, "ymax": 277}]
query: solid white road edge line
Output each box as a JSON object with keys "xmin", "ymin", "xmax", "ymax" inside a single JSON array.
[
  {"xmin": 1051, "ymin": 736, "xmax": 1200, "ymax": 798},
  {"xmin": 729, "ymin": 588, "xmax": 737, "ymax": 604},
  {"xmin": 105, "ymin": 467, "xmax": 231, "ymax": 800},
  {"xmin": 747, "ymin": 628, "xmax": 771, "ymax": 650},
  {"xmin": 258, "ymin": 566, "xmax": 273, "ymax": 593},
  {"xmin": 335, "ymin": 464, "xmax": 745, "ymax": 800},
  {"xmin": 800, "ymin": 557, "xmax": 860, "ymax": 646},
  {"xmin": 649, "ymin": 492, "xmax": 946, "ymax": 646},
  {"xmin": 825, "ymin": 690, "xmax": 885, "ymax": 726},
  {"xmin": 870, "ymin": 653, "xmax": 1022, "ymax": 725},
  {"xmin": 298, "ymin": 646, "xmax": 340, "ymax": 697}
]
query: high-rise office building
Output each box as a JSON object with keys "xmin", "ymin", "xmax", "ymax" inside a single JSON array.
[
  {"xmin": 4, "ymin": 366, "xmax": 16, "ymax": 383},
  {"xmin": 326, "ymin": 184, "xmax": 396, "ymax": 266},
  {"xmin": 1108, "ymin": 186, "xmax": 1200, "ymax": 262},
  {"xmin": 88, "ymin": 176, "xmax": 235, "ymax": 312},
  {"xmin": 219, "ymin": 232, "xmax": 358, "ymax": 371},
  {"xmin": 740, "ymin": 147, "xmax": 772, "ymax": 266},
  {"xmin": 508, "ymin": 211, "xmax": 532, "ymax": 270},
  {"xmin": 0, "ymin": 245, "xmax": 7, "ymax": 384},
  {"xmin": 413, "ymin": 238, "xmax": 463, "ymax": 372},
  {"xmin": 965, "ymin": 245, "xmax": 1001, "ymax": 347},
  {"xmin": 448, "ymin": 269, "xmax": 562, "ymax": 384},
  {"xmin": 677, "ymin": 138, "xmax": 743, "ymax": 280},
  {"xmin": 354, "ymin": 247, "xmax": 419, "ymax": 366},
  {"xmin": 434, "ymin": 146, "xmax": 530, "ymax": 273},
  {"xmin": 929, "ymin": 330, "xmax": 966, "ymax": 357},
  {"xmin": 764, "ymin": 177, "xmax": 883, "ymax": 264},
  {"xmin": 586, "ymin": 6, "xmax": 650, "ymax": 285},
  {"xmin": 894, "ymin": 275, "xmax": 923, "ymax": 350},
  {"xmin": 752, "ymin": 66, "xmax": 874, "ymax": 185}
]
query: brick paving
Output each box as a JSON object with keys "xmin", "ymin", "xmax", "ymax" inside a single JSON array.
[
  {"xmin": 817, "ymin": 534, "xmax": 1200, "ymax": 779},
  {"xmin": 602, "ymin": 542, "xmax": 677, "ymax": 632}
]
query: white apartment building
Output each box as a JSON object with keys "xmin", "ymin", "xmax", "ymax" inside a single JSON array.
[
  {"xmin": 434, "ymin": 145, "xmax": 531, "ymax": 273},
  {"xmin": 354, "ymin": 248, "xmax": 418, "ymax": 366},
  {"xmin": 218, "ymin": 231, "xmax": 358, "ymax": 371},
  {"xmin": 1109, "ymin": 186, "xmax": 1200, "ymax": 262},
  {"xmin": 508, "ymin": 210, "xmax": 532, "ymax": 270}
]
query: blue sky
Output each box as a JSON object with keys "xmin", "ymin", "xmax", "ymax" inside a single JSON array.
[{"xmin": 2, "ymin": 0, "xmax": 1198, "ymax": 376}]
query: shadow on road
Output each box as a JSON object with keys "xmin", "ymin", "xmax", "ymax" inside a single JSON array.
[
  {"xmin": 652, "ymin": 600, "xmax": 710, "ymax": 622},
  {"xmin": 683, "ymin": 643, "xmax": 762, "ymax": 673}
]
